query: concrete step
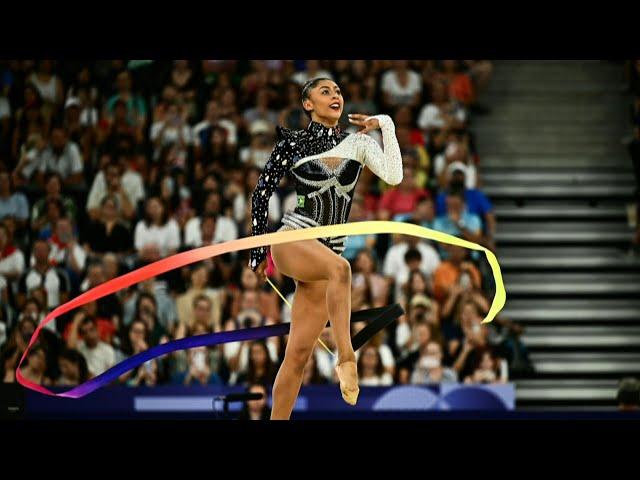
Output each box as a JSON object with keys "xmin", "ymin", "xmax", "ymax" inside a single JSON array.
[
  {"xmin": 494, "ymin": 205, "xmax": 627, "ymax": 221},
  {"xmin": 529, "ymin": 352, "xmax": 640, "ymax": 375},
  {"xmin": 483, "ymin": 170, "xmax": 634, "ymax": 186},
  {"xmin": 515, "ymin": 379, "xmax": 618, "ymax": 402},
  {"xmin": 522, "ymin": 326, "xmax": 640, "ymax": 348},
  {"xmin": 503, "ymin": 272, "xmax": 640, "ymax": 296},
  {"xmin": 499, "ymin": 247, "xmax": 640, "ymax": 270},
  {"xmin": 502, "ymin": 298, "xmax": 640, "ymax": 324},
  {"xmin": 481, "ymin": 155, "xmax": 629, "ymax": 168},
  {"xmin": 485, "ymin": 184, "xmax": 634, "ymax": 200}
]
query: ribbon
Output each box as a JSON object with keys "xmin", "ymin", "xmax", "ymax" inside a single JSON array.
[{"xmin": 16, "ymin": 221, "xmax": 505, "ymax": 397}]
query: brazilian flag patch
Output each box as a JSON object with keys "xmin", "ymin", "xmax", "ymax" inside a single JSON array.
[{"xmin": 297, "ymin": 195, "xmax": 305, "ymax": 208}]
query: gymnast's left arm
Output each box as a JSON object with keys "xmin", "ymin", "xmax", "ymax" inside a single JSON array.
[{"xmin": 350, "ymin": 113, "xmax": 403, "ymax": 186}]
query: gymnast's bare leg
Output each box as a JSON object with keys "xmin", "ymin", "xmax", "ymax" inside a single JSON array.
[{"xmin": 269, "ymin": 238, "xmax": 358, "ymax": 419}]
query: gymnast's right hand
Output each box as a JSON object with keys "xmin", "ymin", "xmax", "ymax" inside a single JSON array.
[{"xmin": 254, "ymin": 259, "xmax": 268, "ymax": 284}]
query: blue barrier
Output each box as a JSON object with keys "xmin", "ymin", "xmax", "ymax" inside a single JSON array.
[{"xmin": 25, "ymin": 383, "xmax": 515, "ymax": 418}]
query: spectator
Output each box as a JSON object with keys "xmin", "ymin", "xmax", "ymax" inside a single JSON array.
[
  {"xmin": 184, "ymin": 190, "xmax": 238, "ymax": 247},
  {"xmin": 417, "ymin": 78, "xmax": 467, "ymax": 138},
  {"xmin": 45, "ymin": 217, "xmax": 86, "ymax": 289},
  {"xmin": 432, "ymin": 244, "xmax": 482, "ymax": 303},
  {"xmin": 0, "ymin": 169, "xmax": 29, "ymax": 228},
  {"xmin": 17, "ymin": 239, "xmax": 70, "ymax": 310},
  {"xmin": 122, "ymin": 279, "xmax": 178, "ymax": 333},
  {"xmin": 83, "ymin": 195, "xmax": 133, "ymax": 257},
  {"xmin": 243, "ymin": 88, "xmax": 279, "ymax": 129},
  {"xmin": 235, "ymin": 340, "xmax": 278, "ymax": 386},
  {"xmin": 66, "ymin": 314, "xmax": 116, "ymax": 377},
  {"xmin": 193, "ymin": 100, "xmax": 238, "ymax": 161},
  {"xmin": 351, "ymin": 249, "xmax": 388, "ymax": 310},
  {"xmin": 380, "ymin": 60, "xmax": 422, "ymax": 109},
  {"xmin": 28, "ymin": 60, "xmax": 63, "ymax": 112},
  {"xmin": 182, "ymin": 323, "xmax": 222, "ymax": 386},
  {"xmin": 150, "ymin": 101, "xmax": 192, "ymax": 168},
  {"xmin": 30, "ymin": 172, "xmax": 77, "ymax": 232},
  {"xmin": 383, "ymin": 231, "xmax": 441, "ymax": 301},
  {"xmin": 408, "ymin": 341, "xmax": 457, "ymax": 385},
  {"xmin": 435, "ymin": 60, "xmax": 475, "ymax": 107},
  {"xmin": 86, "ymin": 162, "xmax": 137, "ymax": 221},
  {"xmin": 343, "ymin": 197, "xmax": 378, "ymax": 261},
  {"xmin": 134, "ymin": 196, "xmax": 180, "ymax": 261},
  {"xmin": 56, "ymin": 348, "xmax": 90, "ymax": 386},
  {"xmin": 434, "ymin": 137, "xmax": 479, "ymax": 190},
  {"xmin": 19, "ymin": 344, "xmax": 52, "ymax": 386},
  {"xmin": 238, "ymin": 383, "xmax": 271, "ymax": 420},
  {"xmin": 464, "ymin": 349, "xmax": 507, "ymax": 385},
  {"xmin": 357, "ymin": 344, "xmax": 393, "ymax": 386},
  {"xmin": 436, "ymin": 167, "xmax": 496, "ymax": 247},
  {"xmin": 176, "ymin": 278, "xmax": 223, "ymax": 338},
  {"xmin": 432, "ymin": 188, "xmax": 483, "ymax": 251},
  {"xmin": 19, "ymin": 125, "xmax": 84, "ymax": 188},
  {"xmin": 378, "ymin": 164, "xmax": 430, "ymax": 221},
  {"xmin": 397, "ymin": 322, "xmax": 441, "ymax": 383},
  {"xmin": 291, "ymin": 60, "xmax": 333, "ymax": 87},
  {"xmin": 0, "ymin": 221, "xmax": 25, "ymax": 283},
  {"xmin": 105, "ymin": 71, "xmax": 147, "ymax": 128},
  {"xmin": 166, "ymin": 61, "xmax": 197, "ymax": 119}
]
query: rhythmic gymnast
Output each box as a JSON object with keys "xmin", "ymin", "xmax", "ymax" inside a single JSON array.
[{"xmin": 248, "ymin": 77, "xmax": 403, "ymax": 419}]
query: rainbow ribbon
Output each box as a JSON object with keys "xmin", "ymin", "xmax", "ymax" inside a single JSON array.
[{"xmin": 16, "ymin": 221, "xmax": 506, "ymax": 398}]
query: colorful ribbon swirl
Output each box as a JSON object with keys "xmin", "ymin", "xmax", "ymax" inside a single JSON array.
[{"xmin": 16, "ymin": 221, "xmax": 506, "ymax": 398}]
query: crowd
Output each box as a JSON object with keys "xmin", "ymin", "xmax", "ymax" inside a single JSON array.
[{"xmin": 0, "ymin": 60, "xmax": 531, "ymax": 394}]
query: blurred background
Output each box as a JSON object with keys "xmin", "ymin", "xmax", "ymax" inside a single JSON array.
[{"xmin": 0, "ymin": 60, "xmax": 639, "ymax": 418}]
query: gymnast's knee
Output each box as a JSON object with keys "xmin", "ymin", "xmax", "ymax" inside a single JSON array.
[
  {"xmin": 286, "ymin": 344, "xmax": 313, "ymax": 373},
  {"xmin": 328, "ymin": 257, "xmax": 351, "ymax": 284}
]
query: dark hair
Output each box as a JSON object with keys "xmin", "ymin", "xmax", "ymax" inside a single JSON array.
[
  {"xmin": 448, "ymin": 188, "xmax": 465, "ymax": 202},
  {"xmin": 135, "ymin": 292, "xmax": 157, "ymax": 315},
  {"xmin": 120, "ymin": 319, "xmax": 150, "ymax": 356},
  {"xmin": 357, "ymin": 344, "xmax": 385, "ymax": 378},
  {"xmin": 192, "ymin": 293, "xmax": 212, "ymax": 310},
  {"xmin": 58, "ymin": 348, "xmax": 89, "ymax": 383},
  {"xmin": 143, "ymin": 196, "xmax": 169, "ymax": 226},
  {"xmin": 23, "ymin": 296, "xmax": 42, "ymax": 312},
  {"xmin": 301, "ymin": 77, "xmax": 334, "ymax": 118},
  {"xmin": 80, "ymin": 316, "xmax": 97, "ymax": 329},
  {"xmin": 246, "ymin": 340, "xmax": 276, "ymax": 385},
  {"xmin": 404, "ymin": 248, "xmax": 422, "ymax": 264}
]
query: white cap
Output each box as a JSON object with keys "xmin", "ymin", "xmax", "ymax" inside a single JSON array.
[
  {"xmin": 64, "ymin": 96, "xmax": 81, "ymax": 109},
  {"xmin": 447, "ymin": 161, "xmax": 468, "ymax": 176},
  {"xmin": 249, "ymin": 119, "xmax": 272, "ymax": 136}
]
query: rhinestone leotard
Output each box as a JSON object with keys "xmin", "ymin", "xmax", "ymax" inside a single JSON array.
[{"xmin": 248, "ymin": 114, "xmax": 403, "ymax": 271}]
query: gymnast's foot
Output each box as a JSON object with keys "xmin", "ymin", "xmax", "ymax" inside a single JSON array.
[{"xmin": 335, "ymin": 360, "xmax": 359, "ymax": 406}]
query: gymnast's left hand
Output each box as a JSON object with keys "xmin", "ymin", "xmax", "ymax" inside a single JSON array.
[{"xmin": 348, "ymin": 113, "xmax": 380, "ymax": 134}]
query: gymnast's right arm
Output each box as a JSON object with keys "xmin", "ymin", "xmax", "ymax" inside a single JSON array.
[{"xmin": 248, "ymin": 139, "xmax": 293, "ymax": 271}]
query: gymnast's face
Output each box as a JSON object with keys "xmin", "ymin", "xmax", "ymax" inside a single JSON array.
[{"xmin": 303, "ymin": 80, "xmax": 343, "ymax": 125}]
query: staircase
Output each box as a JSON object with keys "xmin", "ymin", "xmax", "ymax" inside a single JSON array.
[{"xmin": 474, "ymin": 60, "xmax": 640, "ymax": 409}]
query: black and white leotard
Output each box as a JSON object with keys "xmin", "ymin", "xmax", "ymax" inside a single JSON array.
[{"xmin": 248, "ymin": 114, "xmax": 403, "ymax": 271}]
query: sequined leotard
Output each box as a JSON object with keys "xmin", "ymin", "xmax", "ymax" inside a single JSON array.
[{"xmin": 248, "ymin": 114, "xmax": 403, "ymax": 271}]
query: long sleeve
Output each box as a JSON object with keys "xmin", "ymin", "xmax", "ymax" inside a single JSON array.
[
  {"xmin": 248, "ymin": 139, "xmax": 294, "ymax": 271},
  {"xmin": 359, "ymin": 114, "xmax": 403, "ymax": 186}
]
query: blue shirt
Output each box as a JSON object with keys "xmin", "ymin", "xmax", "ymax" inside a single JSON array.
[
  {"xmin": 392, "ymin": 212, "xmax": 434, "ymax": 230},
  {"xmin": 432, "ymin": 211, "xmax": 483, "ymax": 260},
  {"xmin": 436, "ymin": 189, "xmax": 493, "ymax": 222},
  {"xmin": 0, "ymin": 193, "xmax": 29, "ymax": 221},
  {"xmin": 343, "ymin": 234, "xmax": 377, "ymax": 262}
]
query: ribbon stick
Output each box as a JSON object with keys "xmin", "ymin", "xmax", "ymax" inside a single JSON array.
[{"xmin": 16, "ymin": 221, "xmax": 505, "ymax": 397}]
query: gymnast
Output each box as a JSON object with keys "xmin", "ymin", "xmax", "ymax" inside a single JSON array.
[{"xmin": 248, "ymin": 77, "xmax": 403, "ymax": 419}]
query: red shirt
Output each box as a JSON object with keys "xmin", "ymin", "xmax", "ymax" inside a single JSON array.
[{"xmin": 379, "ymin": 188, "xmax": 430, "ymax": 217}]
